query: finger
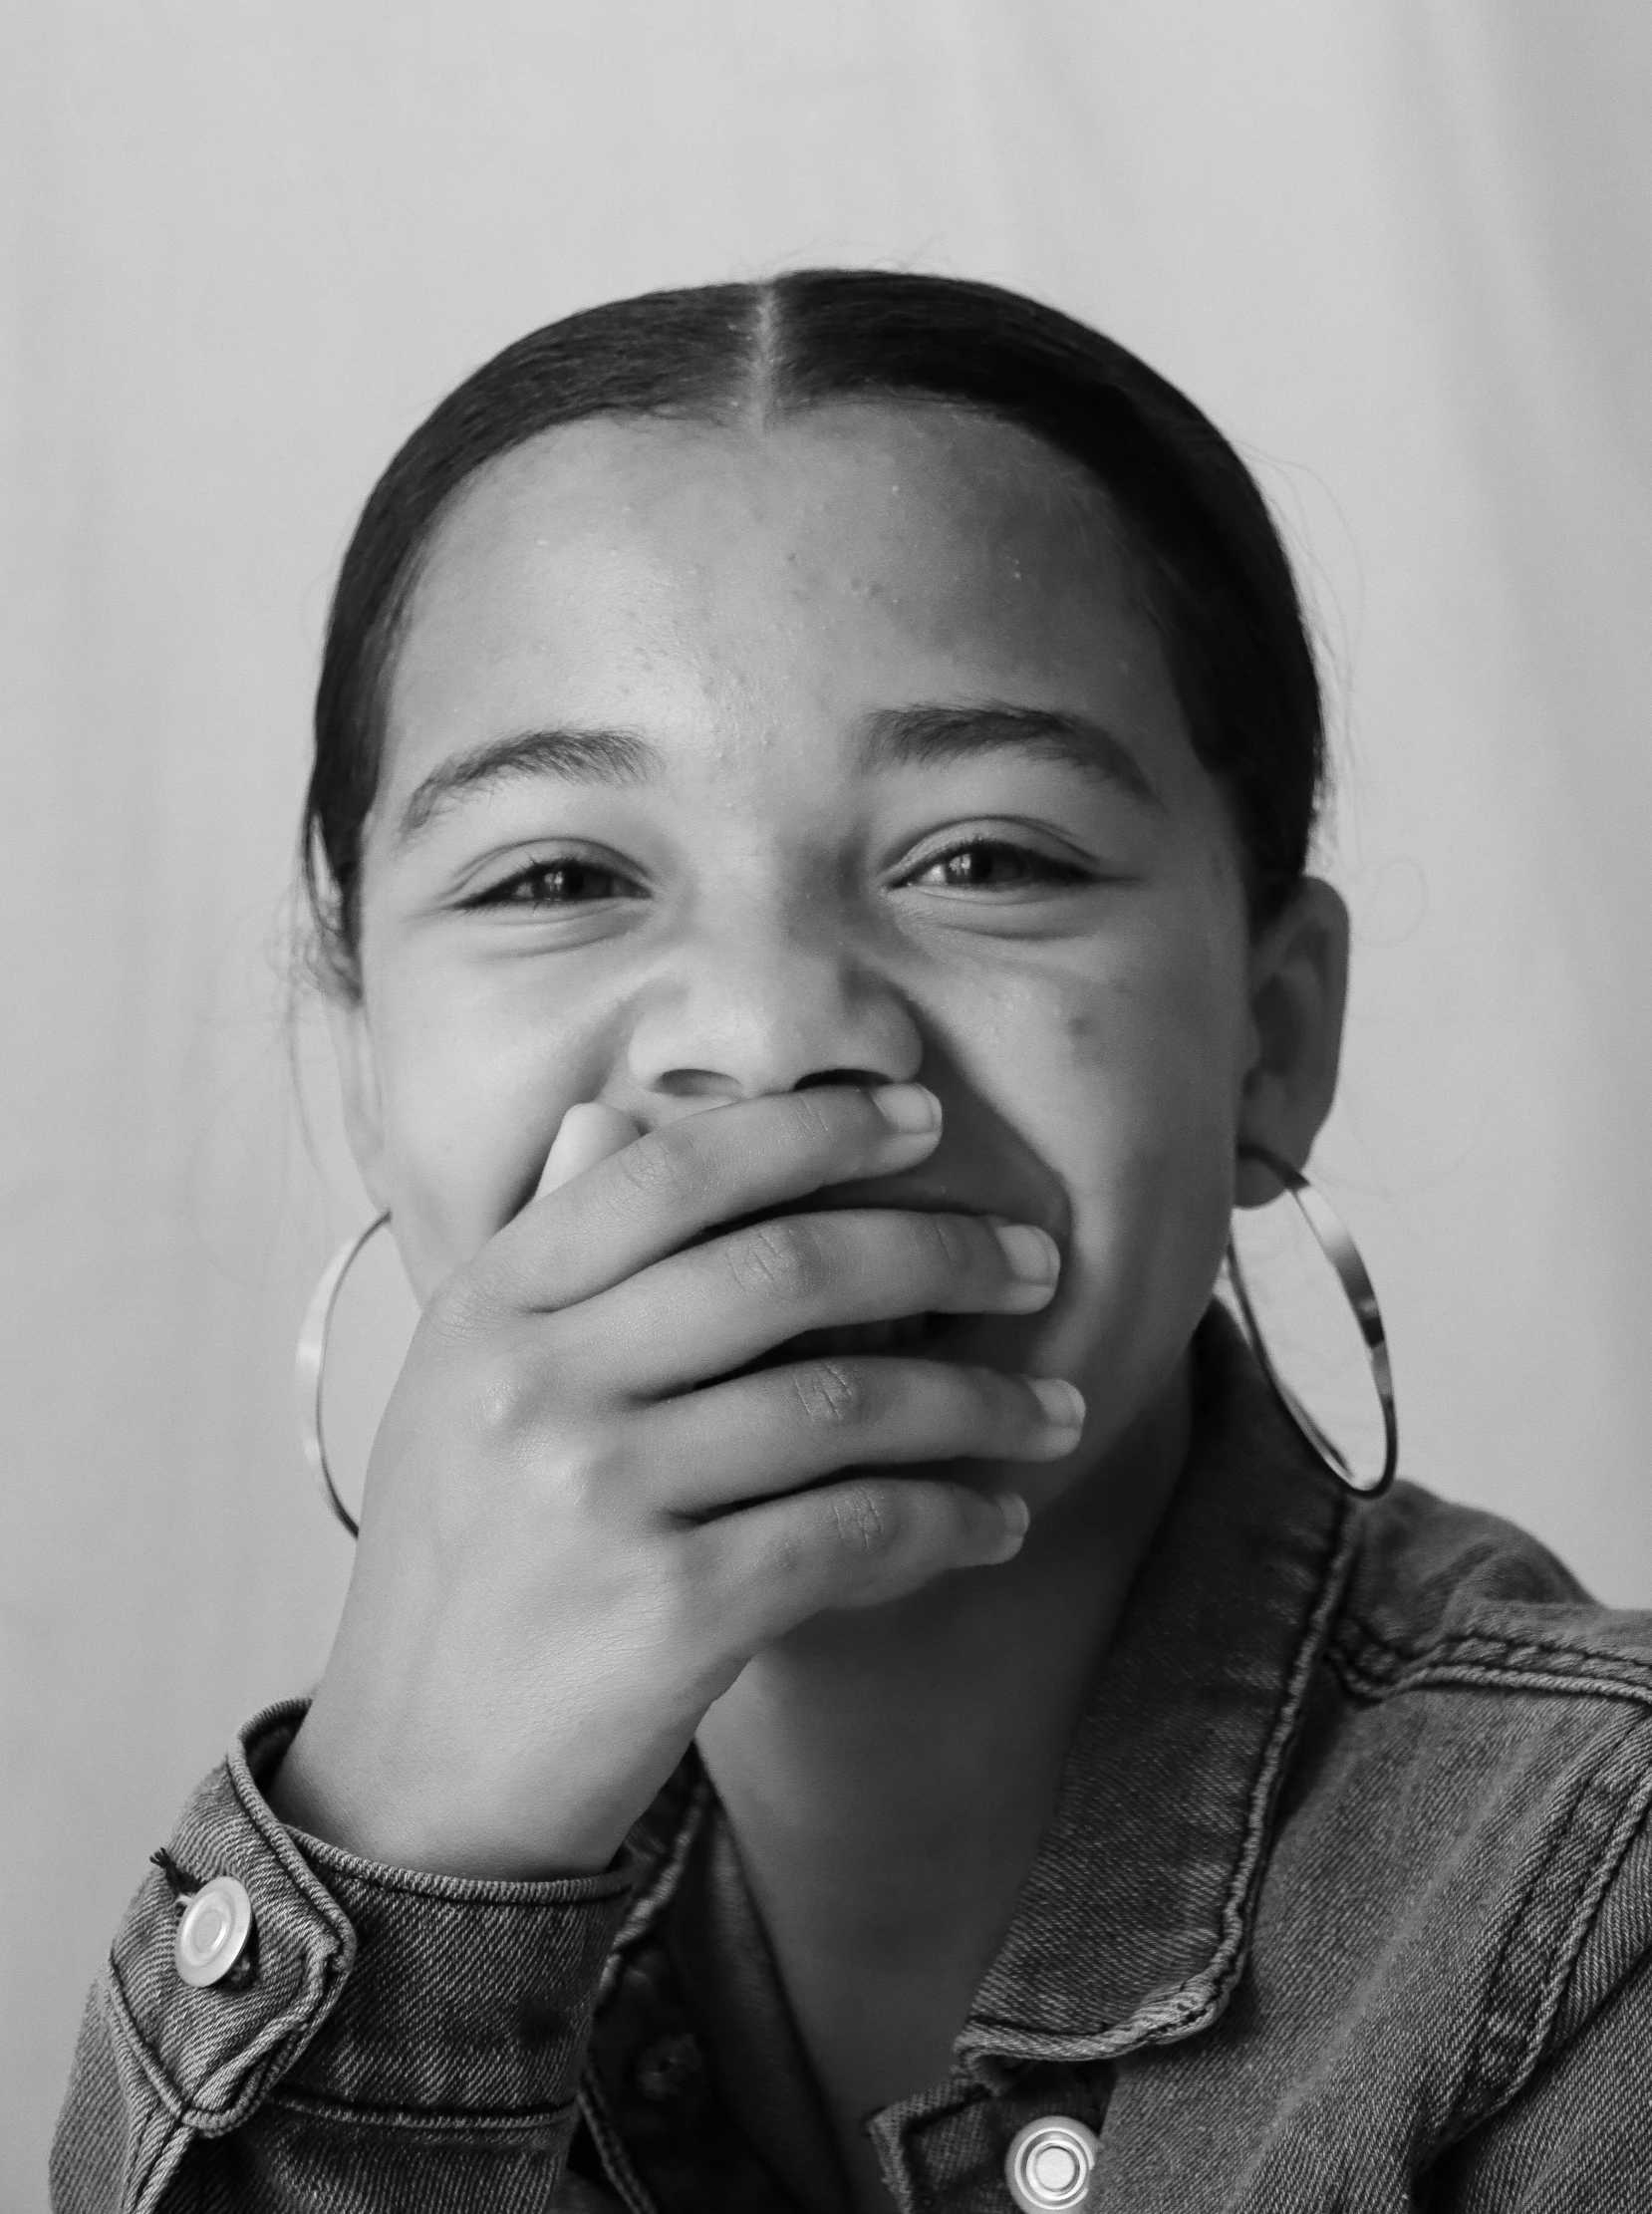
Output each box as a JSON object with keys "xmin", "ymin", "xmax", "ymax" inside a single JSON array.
[
  {"xmin": 566, "ymin": 1208, "xmax": 1060, "ymax": 1399},
  {"xmin": 536, "ymin": 1103, "xmax": 645, "ymax": 1198},
  {"xmin": 688, "ymin": 1472, "xmax": 1033, "ymax": 1642},
  {"xmin": 642, "ymin": 1359, "xmax": 1084, "ymax": 1514},
  {"xmin": 478, "ymin": 1082, "xmax": 944, "ymax": 1313}
]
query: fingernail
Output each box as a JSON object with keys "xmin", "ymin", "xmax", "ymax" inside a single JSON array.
[
  {"xmin": 991, "ymin": 1222, "xmax": 1060, "ymax": 1284},
  {"xmin": 872, "ymin": 1082, "xmax": 942, "ymax": 1135},
  {"xmin": 1027, "ymin": 1377, "xmax": 1086, "ymax": 1431},
  {"xmin": 994, "ymin": 1490, "xmax": 1030, "ymax": 1538}
]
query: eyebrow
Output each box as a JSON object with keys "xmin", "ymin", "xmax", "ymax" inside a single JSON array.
[
  {"xmin": 392, "ymin": 699, "xmax": 1160, "ymax": 847},
  {"xmin": 856, "ymin": 703, "xmax": 1162, "ymax": 807},
  {"xmin": 393, "ymin": 726, "xmax": 661, "ymax": 844}
]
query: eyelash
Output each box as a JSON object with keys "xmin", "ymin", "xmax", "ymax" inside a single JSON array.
[
  {"xmin": 900, "ymin": 837, "xmax": 1093, "ymax": 894},
  {"xmin": 464, "ymin": 856, "xmax": 642, "ymax": 909},
  {"xmin": 465, "ymin": 834, "xmax": 1093, "ymax": 915}
]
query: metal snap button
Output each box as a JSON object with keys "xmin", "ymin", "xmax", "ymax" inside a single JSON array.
[
  {"xmin": 173, "ymin": 1875, "xmax": 254, "ymax": 1988},
  {"xmin": 1004, "ymin": 2115, "xmax": 1099, "ymax": 2213}
]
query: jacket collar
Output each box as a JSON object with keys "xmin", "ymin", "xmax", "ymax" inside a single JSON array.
[
  {"xmin": 617, "ymin": 1306, "xmax": 1356, "ymax": 2067},
  {"xmin": 960, "ymin": 1306, "xmax": 1356, "ymax": 2066}
]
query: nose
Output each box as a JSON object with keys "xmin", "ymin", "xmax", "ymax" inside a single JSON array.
[{"xmin": 624, "ymin": 920, "xmax": 924, "ymax": 1104}]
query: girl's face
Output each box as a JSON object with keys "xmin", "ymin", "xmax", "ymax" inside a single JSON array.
[{"xmin": 335, "ymin": 404, "xmax": 1342, "ymax": 1493}]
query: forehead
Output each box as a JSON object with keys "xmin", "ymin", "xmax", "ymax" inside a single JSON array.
[{"xmin": 381, "ymin": 402, "xmax": 1181, "ymax": 789}]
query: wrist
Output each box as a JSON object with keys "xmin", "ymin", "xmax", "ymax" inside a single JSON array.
[{"xmin": 265, "ymin": 1712, "xmax": 630, "ymax": 1880}]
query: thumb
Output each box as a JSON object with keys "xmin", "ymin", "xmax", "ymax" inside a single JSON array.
[{"xmin": 536, "ymin": 1102, "xmax": 645, "ymax": 1198}]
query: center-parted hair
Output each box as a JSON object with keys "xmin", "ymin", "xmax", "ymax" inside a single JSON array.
[{"xmin": 305, "ymin": 271, "xmax": 1324, "ymax": 988}]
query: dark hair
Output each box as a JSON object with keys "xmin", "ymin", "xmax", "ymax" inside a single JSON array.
[{"xmin": 305, "ymin": 270, "xmax": 1324, "ymax": 989}]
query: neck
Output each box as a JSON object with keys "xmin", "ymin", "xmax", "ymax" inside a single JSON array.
[{"xmin": 692, "ymin": 1364, "xmax": 1191, "ymax": 2138}]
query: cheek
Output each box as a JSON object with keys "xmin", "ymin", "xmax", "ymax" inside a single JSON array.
[
  {"xmin": 365, "ymin": 964, "xmax": 612, "ymax": 1299},
  {"xmin": 1055, "ymin": 963, "xmax": 1244, "ymax": 1227},
  {"xmin": 1026, "ymin": 929, "xmax": 1251, "ymax": 1399}
]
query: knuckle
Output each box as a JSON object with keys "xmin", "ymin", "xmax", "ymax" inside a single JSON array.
[
  {"xmin": 828, "ymin": 1483, "xmax": 903, "ymax": 1558},
  {"xmin": 787, "ymin": 1358, "xmax": 865, "ymax": 1430},
  {"xmin": 611, "ymin": 1125, "xmax": 701, "ymax": 1210},
  {"xmin": 724, "ymin": 1218, "xmax": 822, "ymax": 1302},
  {"xmin": 469, "ymin": 1353, "xmax": 534, "ymax": 1445},
  {"xmin": 538, "ymin": 1433, "xmax": 622, "ymax": 1520}
]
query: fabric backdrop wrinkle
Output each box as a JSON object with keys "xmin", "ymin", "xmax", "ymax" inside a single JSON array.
[{"xmin": 3, "ymin": 4, "xmax": 1649, "ymax": 2202}]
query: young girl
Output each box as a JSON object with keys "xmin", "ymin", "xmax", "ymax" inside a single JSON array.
[{"xmin": 53, "ymin": 273, "xmax": 1652, "ymax": 2214}]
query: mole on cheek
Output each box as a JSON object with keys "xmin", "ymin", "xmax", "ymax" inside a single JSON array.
[{"xmin": 1061, "ymin": 999, "xmax": 1110, "ymax": 1067}]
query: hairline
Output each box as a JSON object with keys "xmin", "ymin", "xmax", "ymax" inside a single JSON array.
[
  {"xmin": 357, "ymin": 386, "xmax": 1156, "ymax": 840},
  {"xmin": 316, "ymin": 331, "xmax": 1278, "ymax": 991}
]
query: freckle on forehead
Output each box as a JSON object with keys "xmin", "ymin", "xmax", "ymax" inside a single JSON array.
[{"xmin": 387, "ymin": 405, "xmax": 1195, "ymax": 808}]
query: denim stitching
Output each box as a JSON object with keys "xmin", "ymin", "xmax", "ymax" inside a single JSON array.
[
  {"xmin": 1328, "ymin": 1647, "xmax": 1652, "ymax": 1712},
  {"xmin": 268, "ymin": 2085, "xmax": 580, "ymax": 2133},
  {"xmin": 1333, "ymin": 1619, "xmax": 1652, "ymax": 1697},
  {"xmin": 578, "ymin": 2065, "xmax": 662, "ymax": 2214},
  {"xmin": 959, "ymin": 1488, "xmax": 1359, "ymax": 2064},
  {"xmin": 105, "ymin": 1890, "xmax": 351, "ymax": 2136},
  {"xmin": 1450, "ymin": 1707, "xmax": 1652, "ymax": 2130}
]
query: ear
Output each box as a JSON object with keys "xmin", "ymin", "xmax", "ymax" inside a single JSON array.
[
  {"xmin": 1235, "ymin": 877, "xmax": 1350, "ymax": 1209},
  {"xmin": 324, "ymin": 996, "xmax": 393, "ymax": 1215}
]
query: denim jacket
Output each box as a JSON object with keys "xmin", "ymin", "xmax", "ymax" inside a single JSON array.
[{"xmin": 52, "ymin": 1313, "xmax": 1652, "ymax": 2212}]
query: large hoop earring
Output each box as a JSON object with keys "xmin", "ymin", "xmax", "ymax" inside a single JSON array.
[
  {"xmin": 1228, "ymin": 1147, "xmax": 1398, "ymax": 1498},
  {"xmin": 293, "ymin": 1213, "xmax": 391, "ymax": 1538}
]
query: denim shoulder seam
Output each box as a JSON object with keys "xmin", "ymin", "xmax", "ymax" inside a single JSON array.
[
  {"xmin": 1446, "ymin": 1703, "xmax": 1652, "ymax": 2130},
  {"xmin": 1327, "ymin": 1621, "xmax": 1652, "ymax": 1710}
]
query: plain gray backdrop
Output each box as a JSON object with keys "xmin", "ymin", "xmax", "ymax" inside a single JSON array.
[{"xmin": 5, "ymin": 4, "xmax": 1651, "ymax": 2203}]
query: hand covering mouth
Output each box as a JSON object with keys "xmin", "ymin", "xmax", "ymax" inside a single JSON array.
[{"xmin": 697, "ymin": 1186, "xmax": 1060, "ymax": 1378}]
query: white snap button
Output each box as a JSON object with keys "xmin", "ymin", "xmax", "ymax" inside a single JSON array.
[
  {"xmin": 1004, "ymin": 2115, "xmax": 1099, "ymax": 2213},
  {"xmin": 173, "ymin": 1875, "xmax": 254, "ymax": 1987}
]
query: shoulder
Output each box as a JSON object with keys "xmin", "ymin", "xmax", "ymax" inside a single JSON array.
[
  {"xmin": 1293, "ymin": 1480, "xmax": 1652, "ymax": 2130},
  {"xmin": 1333, "ymin": 1477, "xmax": 1652, "ymax": 1702}
]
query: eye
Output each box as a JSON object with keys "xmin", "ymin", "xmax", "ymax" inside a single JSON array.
[
  {"xmin": 903, "ymin": 838, "xmax": 1091, "ymax": 893},
  {"xmin": 465, "ymin": 854, "xmax": 642, "ymax": 909}
]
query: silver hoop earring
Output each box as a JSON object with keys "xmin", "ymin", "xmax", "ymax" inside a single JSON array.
[
  {"xmin": 1228, "ymin": 1146, "xmax": 1398, "ymax": 1498},
  {"xmin": 294, "ymin": 1213, "xmax": 391, "ymax": 1538}
]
